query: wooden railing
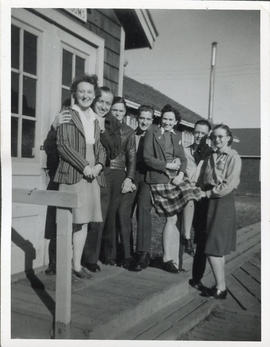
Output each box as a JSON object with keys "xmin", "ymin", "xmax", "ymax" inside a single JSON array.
[{"xmin": 13, "ymin": 188, "xmax": 78, "ymax": 338}]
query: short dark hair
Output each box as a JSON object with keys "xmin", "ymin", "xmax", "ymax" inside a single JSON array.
[
  {"xmin": 138, "ymin": 105, "xmax": 154, "ymax": 118},
  {"xmin": 161, "ymin": 104, "xmax": 181, "ymax": 122},
  {"xmin": 112, "ymin": 96, "xmax": 127, "ymax": 109},
  {"xmin": 70, "ymin": 74, "xmax": 99, "ymax": 99},
  {"xmin": 99, "ymin": 86, "xmax": 113, "ymax": 96},
  {"xmin": 194, "ymin": 119, "xmax": 212, "ymax": 132},
  {"xmin": 212, "ymin": 123, "xmax": 233, "ymax": 146},
  {"xmin": 92, "ymin": 86, "xmax": 114, "ymax": 109}
]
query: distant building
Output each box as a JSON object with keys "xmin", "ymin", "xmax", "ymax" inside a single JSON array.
[
  {"xmin": 123, "ymin": 76, "xmax": 204, "ymax": 147},
  {"xmin": 11, "ymin": 8, "xmax": 158, "ymax": 275},
  {"xmin": 232, "ymin": 128, "xmax": 260, "ymax": 195}
]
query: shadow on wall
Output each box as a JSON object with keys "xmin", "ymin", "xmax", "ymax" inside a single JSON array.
[{"xmin": 11, "ymin": 228, "xmax": 55, "ymax": 321}]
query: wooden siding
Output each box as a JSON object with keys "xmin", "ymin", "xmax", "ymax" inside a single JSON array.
[
  {"xmin": 237, "ymin": 158, "xmax": 260, "ymax": 195},
  {"xmin": 59, "ymin": 9, "xmax": 121, "ymax": 93}
]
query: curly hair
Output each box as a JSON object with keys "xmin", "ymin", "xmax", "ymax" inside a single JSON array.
[{"xmin": 70, "ymin": 74, "xmax": 99, "ymax": 99}]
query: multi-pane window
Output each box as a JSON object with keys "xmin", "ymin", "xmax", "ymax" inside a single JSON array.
[
  {"xmin": 61, "ymin": 47, "xmax": 86, "ymax": 107},
  {"xmin": 11, "ymin": 24, "xmax": 38, "ymax": 158}
]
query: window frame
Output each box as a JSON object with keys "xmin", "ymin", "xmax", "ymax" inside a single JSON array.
[
  {"xmin": 11, "ymin": 19, "xmax": 41, "ymax": 161},
  {"xmin": 11, "ymin": 9, "xmax": 105, "ymax": 176},
  {"xmin": 59, "ymin": 40, "xmax": 96, "ymax": 108}
]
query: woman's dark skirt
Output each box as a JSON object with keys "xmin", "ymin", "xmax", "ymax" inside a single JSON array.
[{"xmin": 205, "ymin": 191, "xmax": 236, "ymax": 257}]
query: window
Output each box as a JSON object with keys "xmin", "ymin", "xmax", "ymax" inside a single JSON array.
[
  {"xmin": 11, "ymin": 24, "xmax": 38, "ymax": 158},
  {"xmin": 61, "ymin": 46, "xmax": 87, "ymax": 107}
]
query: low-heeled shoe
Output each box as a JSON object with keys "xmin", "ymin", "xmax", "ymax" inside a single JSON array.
[
  {"xmin": 72, "ymin": 269, "xmax": 92, "ymax": 280},
  {"xmin": 103, "ymin": 259, "xmax": 117, "ymax": 266},
  {"xmin": 45, "ymin": 265, "xmax": 56, "ymax": 275},
  {"xmin": 122, "ymin": 257, "xmax": 135, "ymax": 270},
  {"xmin": 132, "ymin": 252, "xmax": 150, "ymax": 271},
  {"xmin": 213, "ymin": 289, "xmax": 227, "ymax": 299},
  {"xmin": 201, "ymin": 286, "xmax": 227, "ymax": 299},
  {"xmin": 85, "ymin": 263, "xmax": 101, "ymax": 272},
  {"xmin": 163, "ymin": 260, "xmax": 179, "ymax": 273},
  {"xmin": 189, "ymin": 279, "xmax": 206, "ymax": 291}
]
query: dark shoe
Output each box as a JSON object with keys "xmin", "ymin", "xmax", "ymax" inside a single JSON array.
[
  {"xmin": 189, "ymin": 279, "xmax": 206, "ymax": 291},
  {"xmin": 185, "ymin": 239, "xmax": 195, "ymax": 256},
  {"xmin": 200, "ymin": 285, "xmax": 217, "ymax": 297},
  {"xmin": 179, "ymin": 267, "xmax": 187, "ymax": 273},
  {"xmin": 85, "ymin": 263, "xmax": 101, "ymax": 272},
  {"xmin": 213, "ymin": 288, "xmax": 227, "ymax": 299},
  {"xmin": 122, "ymin": 257, "xmax": 134, "ymax": 270},
  {"xmin": 103, "ymin": 259, "xmax": 117, "ymax": 266},
  {"xmin": 72, "ymin": 269, "xmax": 92, "ymax": 280},
  {"xmin": 132, "ymin": 252, "xmax": 150, "ymax": 271},
  {"xmin": 163, "ymin": 260, "xmax": 179, "ymax": 273},
  {"xmin": 45, "ymin": 265, "xmax": 56, "ymax": 275}
]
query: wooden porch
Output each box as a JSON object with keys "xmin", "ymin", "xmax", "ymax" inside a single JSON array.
[{"xmin": 11, "ymin": 221, "xmax": 260, "ymax": 340}]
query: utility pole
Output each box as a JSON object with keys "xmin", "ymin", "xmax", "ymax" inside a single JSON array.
[{"xmin": 208, "ymin": 42, "xmax": 218, "ymax": 123}]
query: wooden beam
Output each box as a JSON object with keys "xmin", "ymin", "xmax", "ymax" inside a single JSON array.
[
  {"xmin": 54, "ymin": 207, "xmax": 73, "ymax": 338},
  {"xmin": 13, "ymin": 188, "xmax": 78, "ymax": 208}
]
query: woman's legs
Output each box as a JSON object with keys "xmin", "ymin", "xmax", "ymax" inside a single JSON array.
[
  {"xmin": 182, "ymin": 200, "xmax": 194, "ymax": 240},
  {"xmin": 73, "ymin": 224, "xmax": 88, "ymax": 272},
  {"xmin": 163, "ymin": 215, "xmax": 180, "ymax": 266},
  {"xmin": 208, "ymin": 255, "xmax": 226, "ymax": 291}
]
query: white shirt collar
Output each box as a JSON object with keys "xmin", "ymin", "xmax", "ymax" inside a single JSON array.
[{"xmin": 160, "ymin": 126, "xmax": 176, "ymax": 135}]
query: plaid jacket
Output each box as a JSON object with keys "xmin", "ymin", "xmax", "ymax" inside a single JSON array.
[{"xmin": 54, "ymin": 108, "xmax": 106, "ymax": 186}]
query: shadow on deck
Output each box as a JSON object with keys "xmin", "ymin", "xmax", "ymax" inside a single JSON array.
[{"xmin": 11, "ymin": 222, "xmax": 260, "ymax": 340}]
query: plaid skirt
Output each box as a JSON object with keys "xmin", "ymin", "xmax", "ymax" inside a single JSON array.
[{"xmin": 150, "ymin": 178, "xmax": 202, "ymax": 217}]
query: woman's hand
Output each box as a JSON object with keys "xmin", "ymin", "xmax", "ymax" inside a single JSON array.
[
  {"xmin": 52, "ymin": 110, "xmax": 72, "ymax": 129},
  {"xmin": 200, "ymin": 190, "xmax": 207, "ymax": 198},
  {"xmin": 172, "ymin": 172, "xmax": 184, "ymax": 186},
  {"xmin": 91, "ymin": 164, "xmax": 103, "ymax": 178},
  {"xmin": 121, "ymin": 178, "xmax": 135, "ymax": 194},
  {"xmin": 166, "ymin": 158, "xmax": 181, "ymax": 171},
  {"xmin": 83, "ymin": 165, "xmax": 94, "ymax": 179}
]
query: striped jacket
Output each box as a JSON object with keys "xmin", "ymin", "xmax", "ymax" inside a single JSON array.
[{"xmin": 54, "ymin": 107, "xmax": 106, "ymax": 186}]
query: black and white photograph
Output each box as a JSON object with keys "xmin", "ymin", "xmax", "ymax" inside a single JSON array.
[{"xmin": 1, "ymin": 0, "xmax": 270, "ymax": 345}]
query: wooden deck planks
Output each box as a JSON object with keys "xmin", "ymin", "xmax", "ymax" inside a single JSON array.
[
  {"xmin": 240, "ymin": 261, "xmax": 261, "ymax": 283},
  {"xmin": 227, "ymin": 275, "xmax": 260, "ymax": 311},
  {"xmin": 232, "ymin": 268, "xmax": 261, "ymax": 301}
]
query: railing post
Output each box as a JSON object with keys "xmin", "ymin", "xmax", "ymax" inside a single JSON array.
[{"xmin": 55, "ymin": 207, "xmax": 73, "ymax": 338}]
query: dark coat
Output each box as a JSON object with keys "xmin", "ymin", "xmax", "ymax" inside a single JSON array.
[
  {"xmin": 109, "ymin": 123, "xmax": 136, "ymax": 180},
  {"xmin": 100, "ymin": 113, "xmax": 121, "ymax": 163},
  {"xmin": 143, "ymin": 124, "xmax": 187, "ymax": 184}
]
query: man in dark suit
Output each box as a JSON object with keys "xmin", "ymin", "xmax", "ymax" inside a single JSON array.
[
  {"xmin": 184, "ymin": 119, "xmax": 213, "ymax": 290},
  {"xmin": 118, "ymin": 105, "xmax": 154, "ymax": 271}
]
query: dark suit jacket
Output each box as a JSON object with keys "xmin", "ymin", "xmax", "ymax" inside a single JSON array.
[
  {"xmin": 54, "ymin": 107, "xmax": 106, "ymax": 186},
  {"xmin": 143, "ymin": 124, "xmax": 187, "ymax": 184}
]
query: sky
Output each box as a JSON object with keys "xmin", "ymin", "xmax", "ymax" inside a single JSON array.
[{"xmin": 125, "ymin": 10, "xmax": 260, "ymax": 128}]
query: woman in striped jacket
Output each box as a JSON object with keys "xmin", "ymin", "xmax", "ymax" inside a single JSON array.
[{"xmin": 54, "ymin": 74, "xmax": 106, "ymax": 280}]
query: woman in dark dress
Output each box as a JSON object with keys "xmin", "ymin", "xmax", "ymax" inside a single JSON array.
[{"xmin": 199, "ymin": 124, "xmax": 241, "ymax": 299}]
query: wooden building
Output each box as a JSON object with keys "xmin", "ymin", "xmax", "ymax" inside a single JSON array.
[
  {"xmin": 11, "ymin": 8, "xmax": 158, "ymax": 275},
  {"xmin": 123, "ymin": 76, "xmax": 203, "ymax": 147},
  {"xmin": 232, "ymin": 128, "xmax": 260, "ymax": 196}
]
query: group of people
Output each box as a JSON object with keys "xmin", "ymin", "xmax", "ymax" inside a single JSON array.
[{"xmin": 44, "ymin": 73, "xmax": 241, "ymax": 300}]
